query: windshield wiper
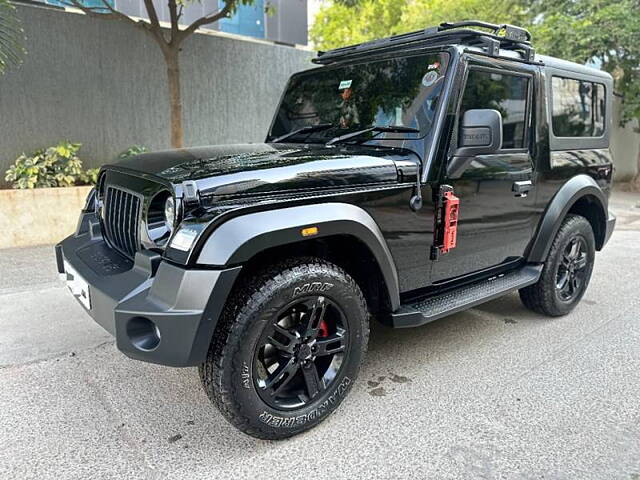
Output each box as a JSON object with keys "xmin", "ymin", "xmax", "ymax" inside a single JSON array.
[
  {"xmin": 326, "ymin": 125, "xmax": 420, "ymax": 146},
  {"xmin": 270, "ymin": 123, "xmax": 334, "ymax": 143}
]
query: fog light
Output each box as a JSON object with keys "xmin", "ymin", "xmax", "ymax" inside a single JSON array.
[{"xmin": 126, "ymin": 317, "xmax": 161, "ymax": 351}]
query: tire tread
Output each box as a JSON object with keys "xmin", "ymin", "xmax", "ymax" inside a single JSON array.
[
  {"xmin": 519, "ymin": 214, "xmax": 594, "ymax": 317},
  {"xmin": 199, "ymin": 257, "xmax": 369, "ymax": 439}
]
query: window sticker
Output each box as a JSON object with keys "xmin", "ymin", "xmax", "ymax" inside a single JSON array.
[
  {"xmin": 422, "ymin": 71, "xmax": 439, "ymax": 87},
  {"xmin": 338, "ymin": 79, "xmax": 353, "ymax": 90}
]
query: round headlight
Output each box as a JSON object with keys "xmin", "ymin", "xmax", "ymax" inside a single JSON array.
[
  {"xmin": 164, "ymin": 196, "xmax": 176, "ymax": 230},
  {"xmin": 145, "ymin": 191, "xmax": 177, "ymax": 248}
]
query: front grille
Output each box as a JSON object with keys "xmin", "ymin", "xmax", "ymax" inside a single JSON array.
[{"xmin": 103, "ymin": 185, "xmax": 142, "ymax": 258}]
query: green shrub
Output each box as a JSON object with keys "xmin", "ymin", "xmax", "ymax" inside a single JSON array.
[
  {"xmin": 4, "ymin": 141, "xmax": 99, "ymax": 189},
  {"xmin": 119, "ymin": 145, "xmax": 147, "ymax": 159},
  {"xmin": 78, "ymin": 168, "xmax": 100, "ymax": 186}
]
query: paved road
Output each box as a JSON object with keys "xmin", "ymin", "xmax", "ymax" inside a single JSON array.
[{"xmin": 1, "ymin": 192, "xmax": 640, "ymax": 479}]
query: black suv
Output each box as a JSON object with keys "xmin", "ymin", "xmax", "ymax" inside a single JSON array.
[{"xmin": 56, "ymin": 21, "xmax": 616, "ymax": 439}]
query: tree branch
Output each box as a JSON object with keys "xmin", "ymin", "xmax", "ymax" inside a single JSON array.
[
  {"xmin": 60, "ymin": 0, "xmax": 137, "ymax": 25},
  {"xmin": 178, "ymin": 0, "xmax": 235, "ymax": 40},
  {"xmin": 168, "ymin": 0, "xmax": 179, "ymax": 42},
  {"xmin": 64, "ymin": 0, "xmax": 171, "ymax": 52},
  {"xmin": 142, "ymin": 0, "xmax": 162, "ymax": 31},
  {"xmin": 140, "ymin": 0, "xmax": 170, "ymax": 47}
]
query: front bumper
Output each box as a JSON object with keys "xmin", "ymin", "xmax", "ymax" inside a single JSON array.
[{"xmin": 56, "ymin": 212, "xmax": 241, "ymax": 367}]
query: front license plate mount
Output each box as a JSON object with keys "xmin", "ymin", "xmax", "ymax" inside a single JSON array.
[{"xmin": 62, "ymin": 260, "xmax": 91, "ymax": 310}]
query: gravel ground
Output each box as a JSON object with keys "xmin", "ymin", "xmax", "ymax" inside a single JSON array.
[{"xmin": 1, "ymin": 191, "xmax": 639, "ymax": 480}]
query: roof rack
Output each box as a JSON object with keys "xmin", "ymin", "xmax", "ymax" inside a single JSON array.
[{"xmin": 313, "ymin": 20, "xmax": 535, "ymax": 65}]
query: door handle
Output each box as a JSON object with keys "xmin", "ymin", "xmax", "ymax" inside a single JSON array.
[{"xmin": 512, "ymin": 180, "xmax": 532, "ymax": 198}]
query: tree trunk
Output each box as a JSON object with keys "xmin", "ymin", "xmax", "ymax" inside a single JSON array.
[{"xmin": 164, "ymin": 48, "xmax": 184, "ymax": 148}]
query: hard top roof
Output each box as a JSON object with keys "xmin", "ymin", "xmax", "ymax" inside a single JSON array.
[{"xmin": 538, "ymin": 55, "xmax": 613, "ymax": 81}]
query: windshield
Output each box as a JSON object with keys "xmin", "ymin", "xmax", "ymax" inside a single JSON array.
[{"xmin": 268, "ymin": 52, "xmax": 450, "ymax": 144}]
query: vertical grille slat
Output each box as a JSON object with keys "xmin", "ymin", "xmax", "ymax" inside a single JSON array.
[
  {"xmin": 103, "ymin": 185, "xmax": 141, "ymax": 259},
  {"xmin": 125, "ymin": 193, "xmax": 135, "ymax": 256},
  {"xmin": 119, "ymin": 190, "xmax": 126, "ymax": 255},
  {"xmin": 118, "ymin": 189, "xmax": 125, "ymax": 253},
  {"xmin": 123, "ymin": 193, "xmax": 132, "ymax": 255},
  {"xmin": 129, "ymin": 196, "xmax": 136, "ymax": 254},
  {"xmin": 118, "ymin": 190, "xmax": 125, "ymax": 254},
  {"xmin": 111, "ymin": 187, "xmax": 120, "ymax": 253},
  {"xmin": 113, "ymin": 189, "xmax": 120, "ymax": 250}
]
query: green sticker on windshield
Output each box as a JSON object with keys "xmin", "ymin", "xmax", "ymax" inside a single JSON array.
[{"xmin": 338, "ymin": 79, "xmax": 352, "ymax": 90}]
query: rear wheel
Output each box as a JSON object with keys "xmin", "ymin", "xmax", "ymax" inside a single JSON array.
[
  {"xmin": 519, "ymin": 214, "xmax": 595, "ymax": 316},
  {"xmin": 200, "ymin": 257, "xmax": 369, "ymax": 439}
]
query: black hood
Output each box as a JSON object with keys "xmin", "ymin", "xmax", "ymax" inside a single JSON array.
[{"xmin": 108, "ymin": 143, "xmax": 418, "ymax": 198}]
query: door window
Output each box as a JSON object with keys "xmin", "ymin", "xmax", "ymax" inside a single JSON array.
[{"xmin": 460, "ymin": 69, "xmax": 530, "ymax": 149}]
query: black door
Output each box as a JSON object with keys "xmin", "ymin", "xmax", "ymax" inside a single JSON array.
[{"xmin": 431, "ymin": 62, "xmax": 537, "ymax": 283}]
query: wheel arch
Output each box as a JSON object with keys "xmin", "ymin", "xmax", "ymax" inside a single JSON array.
[
  {"xmin": 196, "ymin": 203, "xmax": 401, "ymax": 311},
  {"xmin": 527, "ymin": 174, "xmax": 608, "ymax": 263}
]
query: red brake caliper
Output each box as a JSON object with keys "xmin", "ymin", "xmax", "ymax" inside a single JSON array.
[{"xmin": 318, "ymin": 319, "xmax": 329, "ymax": 337}]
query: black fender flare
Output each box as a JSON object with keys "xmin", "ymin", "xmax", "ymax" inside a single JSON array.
[
  {"xmin": 527, "ymin": 174, "xmax": 608, "ymax": 263},
  {"xmin": 196, "ymin": 202, "xmax": 401, "ymax": 310}
]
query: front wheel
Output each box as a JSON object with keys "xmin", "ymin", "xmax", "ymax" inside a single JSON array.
[
  {"xmin": 519, "ymin": 214, "xmax": 595, "ymax": 316},
  {"xmin": 200, "ymin": 257, "xmax": 369, "ymax": 439}
]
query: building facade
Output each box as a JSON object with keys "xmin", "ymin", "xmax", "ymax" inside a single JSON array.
[{"xmin": 43, "ymin": 0, "xmax": 309, "ymax": 45}]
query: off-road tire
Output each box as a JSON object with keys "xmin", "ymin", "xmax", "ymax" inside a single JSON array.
[
  {"xmin": 519, "ymin": 214, "xmax": 595, "ymax": 316},
  {"xmin": 199, "ymin": 257, "xmax": 369, "ymax": 440}
]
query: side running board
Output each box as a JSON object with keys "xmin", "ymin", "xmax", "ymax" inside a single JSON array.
[{"xmin": 390, "ymin": 265, "xmax": 543, "ymax": 328}]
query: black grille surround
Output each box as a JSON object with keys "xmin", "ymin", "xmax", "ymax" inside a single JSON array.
[{"xmin": 103, "ymin": 185, "xmax": 142, "ymax": 258}]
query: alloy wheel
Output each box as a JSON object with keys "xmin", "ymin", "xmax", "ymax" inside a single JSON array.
[
  {"xmin": 556, "ymin": 235, "xmax": 588, "ymax": 302},
  {"xmin": 253, "ymin": 295, "xmax": 349, "ymax": 410}
]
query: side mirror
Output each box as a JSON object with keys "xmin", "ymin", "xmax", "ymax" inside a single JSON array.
[
  {"xmin": 447, "ymin": 109, "xmax": 503, "ymax": 179},
  {"xmin": 457, "ymin": 109, "xmax": 503, "ymax": 155}
]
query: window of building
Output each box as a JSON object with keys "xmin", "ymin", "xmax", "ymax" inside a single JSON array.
[
  {"xmin": 47, "ymin": 0, "xmax": 114, "ymax": 10},
  {"xmin": 552, "ymin": 77, "xmax": 605, "ymax": 138},
  {"xmin": 460, "ymin": 69, "xmax": 530, "ymax": 149},
  {"xmin": 218, "ymin": 0, "xmax": 265, "ymax": 39}
]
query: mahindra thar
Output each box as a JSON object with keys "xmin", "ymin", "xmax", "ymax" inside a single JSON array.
[{"xmin": 56, "ymin": 21, "xmax": 616, "ymax": 439}]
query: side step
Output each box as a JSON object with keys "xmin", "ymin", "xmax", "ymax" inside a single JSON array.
[{"xmin": 390, "ymin": 265, "xmax": 543, "ymax": 328}]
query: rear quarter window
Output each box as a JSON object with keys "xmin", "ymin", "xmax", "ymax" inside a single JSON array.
[{"xmin": 551, "ymin": 77, "xmax": 606, "ymax": 138}]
